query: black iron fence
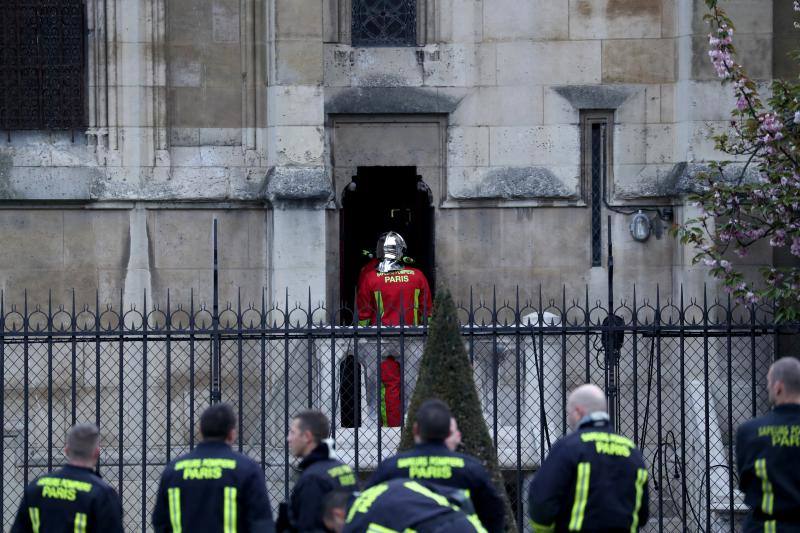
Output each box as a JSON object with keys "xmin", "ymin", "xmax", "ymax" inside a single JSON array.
[{"xmin": 0, "ymin": 287, "xmax": 795, "ymax": 532}]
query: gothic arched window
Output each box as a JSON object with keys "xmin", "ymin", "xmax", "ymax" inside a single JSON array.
[
  {"xmin": 352, "ymin": 0, "xmax": 416, "ymax": 47},
  {"xmin": 0, "ymin": 0, "xmax": 85, "ymax": 131}
]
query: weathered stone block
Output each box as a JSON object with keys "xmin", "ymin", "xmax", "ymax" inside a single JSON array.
[
  {"xmin": 451, "ymin": 86, "xmax": 544, "ymax": 126},
  {"xmin": 170, "ymin": 147, "xmax": 203, "ymax": 167},
  {"xmin": 168, "ymin": 0, "xmax": 213, "ymax": 45},
  {"xmin": 267, "ymin": 126, "xmax": 324, "ymax": 166},
  {"xmin": 448, "ymin": 166, "xmax": 580, "ymax": 199},
  {"xmin": 422, "ymin": 45, "xmax": 473, "ymax": 87},
  {"xmin": 276, "ymin": 40, "xmax": 323, "ymax": 85},
  {"xmin": 276, "ymin": 0, "xmax": 322, "ymax": 39},
  {"xmin": 0, "ymin": 211, "xmax": 64, "ymax": 269},
  {"xmin": 199, "ymin": 128, "xmax": 243, "ymax": 146},
  {"xmin": 349, "ymin": 48, "xmax": 423, "ymax": 87},
  {"xmin": 476, "ymin": 43, "xmax": 497, "ymax": 86},
  {"xmin": 212, "ymin": 0, "xmax": 240, "ymax": 43},
  {"xmin": 170, "ymin": 128, "xmax": 200, "ymax": 146},
  {"xmin": 447, "ymin": 127, "xmax": 489, "ymax": 167},
  {"xmin": 201, "ymin": 88, "xmax": 244, "ymax": 128},
  {"xmin": 204, "ymin": 44, "xmax": 243, "ymax": 88},
  {"xmin": 569, "ymin": 0, "xmax": 661, "ymax": 39},
  {"xmin": 63, "ymin": 211, "xmax": 130, "ymax": 270},
  {"xmin": 489, "ymin": 125, "xmax": 581, "ymax": 166},
  {"xmin": 168, "ymin": 46, "xmax": 203, "ymax": 87},
  {"xmin": 614, "ymin": 86, "xmax": 647, "ymax": 124},
  {"xmin": 484, "ymin": 0, "xmax": 568, "ymax": 41},
  {"xmin": 497, "ymin": 41, "xmax": 601, "ymax": 85},
  {"xmin": 602, "ymin": 39, "xmax": 676, "ymax": 83},
  {"xmin": 263, "ymin": 166, "xmax": 331, "ymax": 204},
  {"xmin": 200, "ymin": 146, "xmax": 246, "ymax": 167},
  {"xmin": 267, "ymin": 86, "xmax": 324, "ymax": 126},
  {"xmin": 543, "ymin": 87, "xmax": 580, "ymax": 124},
  {"xmin": 437, "ymin": 0, "xmax": 483, "ymax": 43},
  {"xmin": 332, "ymin": 122, "xmax": 441, "ymax": 167}
]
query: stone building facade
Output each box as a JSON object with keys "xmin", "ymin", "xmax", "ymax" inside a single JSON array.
[{"xmin": 0, "ymin": 0, "xmax": 796, "ymax": 311}]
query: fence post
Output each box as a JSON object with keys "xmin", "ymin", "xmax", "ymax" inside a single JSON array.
[{"xmin": 211, "ymin": 219, "xmax": 222, "ymax": 404}]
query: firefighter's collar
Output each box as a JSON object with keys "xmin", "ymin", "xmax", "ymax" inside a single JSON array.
[{"xmin": 577, "ymin": 411, "xmax": 610, "ymax": 429}]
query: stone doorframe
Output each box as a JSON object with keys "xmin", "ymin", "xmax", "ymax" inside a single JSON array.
[{"xmin": 325, "ymin": 113, "xmax": 447, "ymax": 307}]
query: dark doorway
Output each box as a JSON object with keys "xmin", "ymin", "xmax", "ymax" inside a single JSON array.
[{"xmin": 339, "ymin": 166, "xmax": 435, "ymax": 322}]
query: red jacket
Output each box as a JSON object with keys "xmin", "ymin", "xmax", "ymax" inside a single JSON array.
[{"xmin": 357, "ymin": 266, "xmax": 432, "ymax": 326}]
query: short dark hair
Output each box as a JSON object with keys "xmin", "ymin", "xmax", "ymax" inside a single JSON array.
[
  {"xmin": 66, "ymin": 423, "xmax": 100, "ymax": 461},
  {"xmin": 322, "ymin": 488, "xmax": 353, "ymax": 521},
  {"xmin": 200, "ymin": 403, "xmax": 237, "ymax": 441},
  {"xmin": 294, "ymin": 410, "xmax": 330, "ymax": 444},
  {"xmin": 771, "ymin": 357, "xmax": 800, "ymax": 395},
  {"xmin": 415, "ymin": 399, "xmax": 451, "ymax": 443}
]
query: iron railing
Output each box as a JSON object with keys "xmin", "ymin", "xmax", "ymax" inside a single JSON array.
[{"xmin": 0, "ymin": 286, "xmax": 795, "ymax": 532}]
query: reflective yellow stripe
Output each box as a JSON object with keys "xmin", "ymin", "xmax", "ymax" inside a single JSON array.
[
  {"xmin": 403, "ymin": 480, "xmax": 455, "ymax": 509},
  {"xmin": 29, "ymin": 507, "xmax": 40, "ymax": 533},
  {"xmin": 466, "ymin": 513, "xmax": 488, "ymax": 533},
  {"xmin": 413, "ymin": 289, "xmax": 421, "ymax": 325},
  {"xmin": 569, "ymin": 462, "xmax": 591, "ymax": 531},
  {"xmin": 374, "ymin": 292, "xmax": 384, "ymax": 321},
  {"xmin": 74, "ymin": 512, "xmax": 87, "ymax": 533},
  {"xmin": 366, "ymin": 524, "xmax": 400, "ymax": 533},
  {"xmin": 764, "ymin": 520, "xmax": 776, "ymax": 533},
  {"xmin": 380, "ymin": 384, "xmax": 388, "ymax": 426},
  {"xmin": 530, "ymin": 518, "xmax": 555, "ymax": 533},
  {"xmin": 755, "ymin": 459, "xmax": 774, "ymax": 515},
  {"xmin": 630, "ymin": 468, "xmax": 648, "ymax": 532},
  {"xmin": 358, "ymin": 319, "xmax": 371, "ymax": 326},
  {"xmin": 168, "ymin": 487, "xmax": 182, "ymax": 533},
  {"xmin": 224, "ymin": 486, "xmax": 237, "ymax": 533}
]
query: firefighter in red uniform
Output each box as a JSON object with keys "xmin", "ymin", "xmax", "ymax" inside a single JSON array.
[{"xmin": 357, "ymin": 232, "xmax": 433, "ymax": 427}]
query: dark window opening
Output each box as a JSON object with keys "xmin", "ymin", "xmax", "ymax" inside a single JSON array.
[
  {"xmin": 352, "ymin": 0, "xmax": 416, "ymax": 47},
  {"xmin": 339, "ymin": 166, "xmax": 435, "ymax": 322},
  {"xmin": 582, "ymin": 112, "xmax": 612, "ymax": 267},
  {"xmin": 0, "ymin": 0, "xmax": 86, "ymax": 131}
]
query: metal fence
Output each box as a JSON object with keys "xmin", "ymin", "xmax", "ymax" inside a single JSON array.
[{"xmin": 0, "ymin": 286, "xmax": 795, "ymax": 532}]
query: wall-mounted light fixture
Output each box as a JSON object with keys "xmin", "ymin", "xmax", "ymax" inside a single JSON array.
[{"xmin": 629, "ymin": 210, "xmax": 652, "ymax": 242}]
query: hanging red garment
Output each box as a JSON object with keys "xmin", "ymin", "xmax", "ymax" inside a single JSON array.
[{"xmin": 380, "ymin": 356, "xmax": 402, "ymax": 427}]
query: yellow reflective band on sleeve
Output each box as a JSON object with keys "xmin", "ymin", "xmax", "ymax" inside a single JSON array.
[
  {"xmin": 168, "ymin": 487, "xmax": 182, "ymax": 533},
  {"xmin": 530, "ymin": 518, "xmax": 555, "ymax": 533},
  {"xmin": 755, "ymin": 459, "xmax": 774, "ymax": 515},
  {"xmin": 569, "ymin": 462, "xmax": 591, "ymax": 531},
  {"xmin": 224, "ymin": 486, "xmax": 238, "ymax": 533},
  {"xmin": 366, "ymin": 524, "xmax": 400, "ymax": 533},
  {"xmin": 764, "ymin": 520, "xmax": 776, "ymax": 533},
  {"xmin": 347, "ymin": 484, "xmax": 391, "ymax": 523},
  {"xmin": 466, "ymin": 513, "xmax": 488, "ymax": 533},
  {"xmin": 74, "ymin": 512, "xmax": 87, "ymax": 533},
  {"xmin": 28, "ymin": 507, "xmax": 41, "ymax": 533},
  {"xmin": 630, "ymin": 468, "xmax": 648, "ymax": 532},
  {"xmin": 413, "ymin": 289, "xmax": 421, "ymax": 325},
  {"xmin": 359, "ymin": 319, "xmax": 371, "ymax": 326}
]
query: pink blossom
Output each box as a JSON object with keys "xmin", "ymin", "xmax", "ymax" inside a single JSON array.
[{"xmin": 794, "ymin": 111, "xmax": 800, "ymax": 125}]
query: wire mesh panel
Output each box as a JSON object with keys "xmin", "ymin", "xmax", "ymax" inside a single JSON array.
[
  {"xmin": 0, "ymin": 289, "xmax": 793, "ymax": 532},
  {"xmin": 351, "ymin": 0, "xmax": 416, "ymax": 46}
]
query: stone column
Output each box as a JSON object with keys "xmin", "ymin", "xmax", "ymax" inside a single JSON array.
[{"xmin": 266, "ymin": 0, "xmax": 329, "ymax": 306}]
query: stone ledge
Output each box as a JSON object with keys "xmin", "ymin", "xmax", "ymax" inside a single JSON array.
[
  {"xmin": 325, "ymin": 87, "xmax": 463, "ymax": 115},
  {"xmin": 450, "ymin": 166, "xmax": 578, "ymax": 200},
  {"xmin": 263, "ymin": 166, "xmax": 332, "ymax": 207},
  {"xmin": 553, "ymin": 85, "xmax": 635, "ymax": 109}
]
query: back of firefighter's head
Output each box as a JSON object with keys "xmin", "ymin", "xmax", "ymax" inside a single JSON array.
[
  {"xmin": 65, "ymin": 423, "xmax": 101, "ymax": 468},
  {"xmin": 566, "ymin": 384, "xmax": 607, "ymax": 431},
  {"xmin": 768, "ymin": 357, "xmax": 800, "ymax": 405},
  {"xmin": 380, "ymin": 232, "xmax": 406, "ymax": 261},
  {"xmin": 200, "ymin": 403, "xmax": 238, "ymax": 444},
  {"xmin": 288, "ymin": 410, "xmax": 330, "ymax": 458},
  {"xmin": 413, "ymin": 399, "xmax": 452, "ymax": 444},
  {"xmin": 322, "ymin": 488, "xmax": 353, "ymax": 533}
]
